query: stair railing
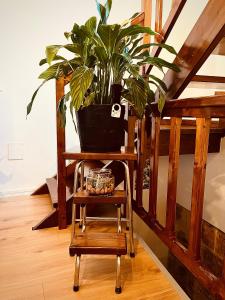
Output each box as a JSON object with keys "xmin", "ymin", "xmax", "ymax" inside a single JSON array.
[{"xmin": 133, "ymin": 95, "xmax": 225, "ymax": 299}]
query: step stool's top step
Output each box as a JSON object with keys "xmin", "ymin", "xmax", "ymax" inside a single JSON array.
[
  {"xmin": 73, "ymin": 190, "xmax": 126, "ymax": 204},
  {"xmin": 69, "ymin": 232, "xmax": 127, "ymax": 256}
]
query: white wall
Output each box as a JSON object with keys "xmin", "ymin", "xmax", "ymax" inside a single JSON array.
[{"xmin": 0, "ymin": 0, "xmax": 140, "ymax": 196}]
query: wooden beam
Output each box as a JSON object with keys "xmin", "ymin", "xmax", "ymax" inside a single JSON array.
[
  {"xmin": 158, "ymin": 0, "xmax": 225, "ymax": 100},
  {"xmin": 56, "ymin": 78, "xmax": 67, "ymax": 229},
  {"xmin": 165, "ymin": 117, "xmax": 181, "ymax": 237},
  {"xmin": 188, "ymin": 118, "xmax": 210, "ymax": 260}
]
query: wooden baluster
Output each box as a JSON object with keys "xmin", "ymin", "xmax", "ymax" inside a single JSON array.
[
  {"xmin": 188, "ymin": 118, "xmax": 210, "ymax": 259},
  {"xmin": 155, "ymin": 0, "xmax": 163, "ymax": 42},
  {"xmin": 148, "ymin": 116, "xmax": 161, "ymax": 219},
  {"xmin": 165, "ymin": 117, "xmax": 181, "ymax": 237},
  {"xmin": 141, "ymin": 0, "xmax": 152, "ymax": 34},
  {"xmin": 56, "ymin": 77, "xmax": 67, "ymax": 229},
  {"xmin": 141, "ymin": 0, "xmax": 152, "ymax": 74},
  {"xmin": 136, "ymin": 118, "xmax": 146, "ymax": 207}
]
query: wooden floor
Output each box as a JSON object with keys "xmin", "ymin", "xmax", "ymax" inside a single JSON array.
[{"xmin": 0, "ymin": 194, "xmax": 182, "ymax": 300}]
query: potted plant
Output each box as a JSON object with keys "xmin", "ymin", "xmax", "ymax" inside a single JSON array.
[{"xmin": 27, "ymin": 0, "xmax": 179, "ymax": 152}]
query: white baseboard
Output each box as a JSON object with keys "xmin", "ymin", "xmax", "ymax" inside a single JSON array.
[{"xmin": 0, "ymin": 187, "xmax": 35, "ymax": 198}]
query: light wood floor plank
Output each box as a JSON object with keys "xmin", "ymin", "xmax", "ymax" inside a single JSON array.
[{"xmin": 0, "ymin": 195, "xmax": 182, "ymax": 299}]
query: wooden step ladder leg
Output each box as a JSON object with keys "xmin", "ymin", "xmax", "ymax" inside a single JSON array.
[
  {"xmin": 73, "ymin": 255, "xmax": 81, "ymax": 292},
  {"xmin": 117, "ymin": 205, "xmax": 122, "ymax": 233},
  {"xmin": 115, "ymin": 255, "xmax": 122, "ymax": 294},
  {"xmin": 121, "ymin": 161, "xmax": 135, "ymax": 257}
]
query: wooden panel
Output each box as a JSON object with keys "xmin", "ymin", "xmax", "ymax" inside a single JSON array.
[
  {"xmin": 158, "ymin": 0, "xmax": 225, "ymax": 100},
  {"xmin": 56, "ymin": 78, "xmax": 67, "ymax": 229},
  {"xmin": 165, "ymin": 118, "xmax": 181, "ymax": 236},
  {"xmin": 73, "ymin": 190, "xmax": 126, "ymax": 204},
  {"xmin": 188, "ymin": 118, "xmax": 210, "ymax": 260},
  {"xmin": 149, "ymin": 117, "xmax": 161, "ymax": 219},
  {"xmin": 69, "ymin": 232, "xmax": 127, "ymax": 256},
  {"xmin": 148, "ymin": 0, "xmax": 187, "ymax": 63}
]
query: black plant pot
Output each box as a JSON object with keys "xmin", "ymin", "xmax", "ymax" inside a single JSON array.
[{"xmin": 76, "ymin": 104, "xmax": 125, "ymax": 152}]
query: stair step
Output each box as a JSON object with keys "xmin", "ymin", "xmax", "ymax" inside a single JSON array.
[
  {"xmin": 73, "ymin": 190, "xmax": 126, "ymax": 204},
  {"xmin": 46, "ymin": 178, "xmax": 72, "ymax": 208},
  {"xmin": 69, "ymin": 232, "xmax": 127, "ymax": 256}
]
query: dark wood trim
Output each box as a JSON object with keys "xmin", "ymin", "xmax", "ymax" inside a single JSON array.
[
  {"xmin": 56, "ymin": 78, "xmax": 67, "ymax": 229},
  {"xmin": 31, "ymin": 183, "xmax": 49, "ymax": 196},
  {"xmin": 32, "ymin": 209, "xmax": 58, "ymax": 230},
  {"xmin": 156, "ymin": 0, "xmax": 225, "ymax": 100},
  {"xmin": 149, "ymin": 116, "xmax": 160, "ymax": 219},
  {"xmin": 165, "ymin": 117, "xmax": 181, "ymax": 236},
  {"xmin": 188, "ymin": 118, "xmax": 210, "ymax": 260}
]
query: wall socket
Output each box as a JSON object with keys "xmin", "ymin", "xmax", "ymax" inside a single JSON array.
[{"xmin": 8, "ymin": 143, "xmax": 24, "ymax": 160}]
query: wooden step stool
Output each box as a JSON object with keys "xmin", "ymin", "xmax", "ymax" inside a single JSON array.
[
  {"xmin": 70, "ymin": 158, "xmax": 135, "ymax": 294},
  {"xmin": 70, "ymin": 232, "xmax": 127, "ymax": 293}
]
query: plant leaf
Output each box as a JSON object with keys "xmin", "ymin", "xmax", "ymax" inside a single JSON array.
[
  {"xmin": 97, "ymin": 24, "xmax": 121, "ymax": 53},
  {"xmin": 142, "ymin": 57, "xmax": 180, "ymax": 72},
  {"xmin": 38, "ymin": 63, "xmax": 62, "ymax": 80},
  {"xmin": 83, "ymin": 92, "xmax": 95, "ymax": 107},
  {"xmin": 45, "ymin": 45, "xmax": 62, "ymax": 65},
  {"xmin": 85, "ymin": 16, "xmax": 97, "ymax": 33},
  {"xmin": 39, "ymin": 55, "xmax": 66, "ymax": 66},
  {"xmin": 27, "ymin": 79, "xmax": 48, "ymax": 116},
  {"xmin": 158, "ymin": 93, "xmax": 165, "ymax": 113},
  {"xmin": 70, "ymin": 66, "xmax": 94, "ymax": 111},
  {"xmin": 118, "ymin": 25, "xmax": 156, "ymax": 41},
  {"xmin": 124, "ymin": 78, "xmax": 148, "ymax": 117},
  {"xmin": 148, "ymin": 74, "xmax": 168, "ymax": 91},
  {"xmin": 149, "ymin": 42, "xmax": 177, "ymax": 55}
]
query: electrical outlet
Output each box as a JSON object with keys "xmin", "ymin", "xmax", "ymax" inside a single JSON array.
[{"xmin": 8, "ymin": 143, "xmax": 24, "ymax": 160}]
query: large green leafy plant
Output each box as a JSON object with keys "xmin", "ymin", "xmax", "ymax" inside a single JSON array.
[{"xmin": 27, "ymin": 0, "xmax": 179, "ymax": 121}]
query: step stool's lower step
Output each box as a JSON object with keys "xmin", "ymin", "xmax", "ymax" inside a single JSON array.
[{"xmin": 69, "ymin": 232, "xmax": 127, "ymax": 256}]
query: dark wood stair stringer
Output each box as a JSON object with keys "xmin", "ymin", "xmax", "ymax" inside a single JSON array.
[{"xmin": 46, "ymin": 177, "xmax": 72, "ymax": 208}]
